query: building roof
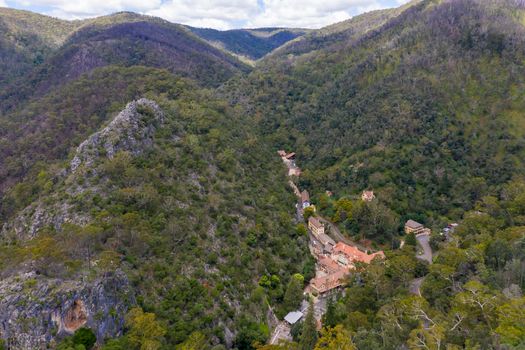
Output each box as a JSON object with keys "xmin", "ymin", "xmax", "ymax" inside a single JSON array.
[
  {"xmin": 333, "ymin": 242, "xmax": 385, "ymax": 264},
  {"xmin": 361, "ymin": 190, "xmax": 375, "ymax": 201},
  {"xmin": 310, "ymin": 269, "xmax": 348, "ymax": 294},
  {"xmin": 317, "ymin": 232, "xmax": 335, "ymax": 247},
  {"xmin": 301, "ymin": 190, "xmax": 310, "ymax": 202},
  {"xmin": 285, "ymin": 152, "xmax": 296, "ymax": 159},
  {"xmin": 405, "ymin": 219, "xmax": 423, "ymax": 229},
  {"xmin": 308, "ymin": 216, "xmax": 323, "ymax": 230},
  {"xmin": 284, "ymin": 311, "xmax": 303, "ymax": 325},
  {"xmin": 318, "ymin": 256, "xmax": 342, "ymax": 273}
]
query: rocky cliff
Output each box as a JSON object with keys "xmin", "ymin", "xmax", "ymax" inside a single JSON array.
[
  {"xmin": 2, "ymin": 98, "xmax": 165, "ymax": 241},
  {"xmin": 0, "ymin": 99, "xmax": 165, "ymax": 348},
  {"xmin": 70, "ymin": 98, "xmax": 164, "ymax": 174},
  {"xmin": 0, "ymin": 270, "xmax": 134, "ymax": 349}
]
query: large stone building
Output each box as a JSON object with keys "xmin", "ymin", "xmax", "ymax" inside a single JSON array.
[
  {"xmin": 308, "ymin": 217, "xmax": 324, "ymax": 236},
  {"xmin": 404, "ymin": 219, "xmax": 424, "ymax": 234}
]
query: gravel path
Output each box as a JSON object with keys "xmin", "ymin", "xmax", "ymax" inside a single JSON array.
[{"xmin": 416, "ymin": 233, "xmax": 433, "ymax": 264}]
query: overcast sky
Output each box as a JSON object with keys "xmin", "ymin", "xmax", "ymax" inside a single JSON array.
[{"xmin": 0, "ymin": 0, "xmax": 411, "ymax": 30}]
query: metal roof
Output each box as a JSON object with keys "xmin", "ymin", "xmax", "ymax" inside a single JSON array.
[{"xmin": 284, "ymin": 311, "xmax": 304, "ymax": 325}]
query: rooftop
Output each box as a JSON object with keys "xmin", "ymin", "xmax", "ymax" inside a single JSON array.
[
  {"xmin": 310, "ymin": 269, "xmax": 348, "ymax": 293},
  {"xmin": 318, "ymin": 256, "xmax": 340, "ymax": 270},
  {"xmin": 333, "ymin": 242, "xmax": 385, "ymax": 264},
  {"xmin": 317, "ymin": 232, "xmax": 335, "ymax": 247},
  {"xmin": 284, "ymin": 311, "xmax": 303, "ymax": 325},
  {"xmin": 405, "ymin": 219, "xmax": 423, "ymax": 229},
  {"xmin": 308, "ymin": 216, "xmax": 324, "ymax": 230},
  {"xmin": 301, "ymin": 190, "xmax": 310, "ymax": 202},
  {"xmin": 361, "ymin": 190, "xmax": 375, "ymax": 201}
]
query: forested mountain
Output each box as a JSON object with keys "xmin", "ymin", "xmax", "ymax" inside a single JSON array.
[
  {"xmin": 1, "ymin": 0, "xmax": 525, "ymax": 349},
  {"xmin": 0, "ymin": 9, "xmax": 250, "ymax": 113},
  {"xmin": 187, "ymin": 27, "xmax": 309, "ymax": 61},
  {"xmin": 266, "ymin": 1, "xmax": 418, "ymax": 61},
  {"xmin": 232, "ymin": 0, "xmax": 525, "ymax": 229}
]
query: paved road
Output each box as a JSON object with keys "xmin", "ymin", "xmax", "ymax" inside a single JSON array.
[{"xmin": 416, "ymin": 233, "xmax": 432, "ymax": 264}]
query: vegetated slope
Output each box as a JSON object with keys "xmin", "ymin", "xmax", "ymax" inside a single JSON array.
[
  {"xmin": 0, "ymin": 8, "xmax": 77, "ymax": 87},
  {"xmin": 0, "ymin": 10, "xmax": 250, "ymax": 112},
  {"xmin": 231, "ymin": 0, "xmax": 525, "ymax": 233},
  {"xmin": 0, "ymin": 82, "xmax": 311, "ymax": 348},
  {"xmin": 265, "ymin": 0, "xmax": 420, "ymax": 61},
  {"xmin": 187, "ymin": 26, "xmax": 309, "ymax": 60},
  {"xmin": 0, "ymin": 66, "xmax": 185, "ymax": 215}
]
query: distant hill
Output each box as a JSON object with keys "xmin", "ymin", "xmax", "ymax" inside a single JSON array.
[
  {"xmin": 187, "ymin": 26, "xmax": 309, "ymax": 61},
  {"xmin": 0, "ymin": 10, "xmax": 250, "ymax": 111},
  {"xmin": 0, "ymin": 8, "xmax": 78, "ymax": 87},
  {"xmin": 264, "ymin": 0, "xmax": 420, "ymax": 61}
]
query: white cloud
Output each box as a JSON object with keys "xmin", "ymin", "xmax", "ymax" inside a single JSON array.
[
  {"xmin": 246, "ymin": 0, "xmax": 390, "ymax": 29},
  {"xmin": 25, "ymin": 0, "xmax": 161, "ymax": 18},
  {"xmin": 0, "ymin": 0, "xmax": 7, "ymax": 7},
  {"xmin": 4, "ymin": 0, "xmax": 406, "ymax": 29},
  {"xmin": 147, "ymin": 0, "xmax": 259, "ymax": 29}
]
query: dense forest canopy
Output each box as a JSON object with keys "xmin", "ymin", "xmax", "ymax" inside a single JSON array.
[{"xmin": 0, "ymin": 0, "xmax": 524, "ymax": 349}]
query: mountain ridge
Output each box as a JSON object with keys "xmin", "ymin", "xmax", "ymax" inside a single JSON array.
[{"xmin": 2, "ymin": 0, "xmax": 525, "ymax": 348}]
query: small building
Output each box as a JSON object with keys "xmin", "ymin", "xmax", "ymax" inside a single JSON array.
[
  {"xmin": 308, "ymin": 217, "xmax": 324, "ymax": 236},
  {"xmin": 361, "ymin": 190, "xmax": 375, "ymax": 202},
  {"xmin": 301, "ymin": 190, "xmax": 311, "ymax": 209},
  {"xmin": 284, "ymin": 311, "xmax": 303, "ymax": 325},
  {"xmin": 284, "ymin": 152, "xmax": 296, "ymax": 160},
  {"xmin": 404, "ymin": 220, "xmax": 424, "ymax": 235}
]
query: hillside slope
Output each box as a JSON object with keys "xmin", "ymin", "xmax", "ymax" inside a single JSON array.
[
  {"xmin": 264, "ymin": 0, "xmax": 420, "ymax": 62},
  {"xmin": 0, "ymin": 89, "xmax": 310, "ymax": 348},
  {"xmin": 230, "ymin": 0, "xmax": 525, "ymax": 230}
]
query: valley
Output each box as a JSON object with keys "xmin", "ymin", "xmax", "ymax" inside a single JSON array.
[{"xmin": 0, "ymin": 0, "xmax": 525, "ymax": 349}]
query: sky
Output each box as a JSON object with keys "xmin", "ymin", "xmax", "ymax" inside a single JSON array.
[{"xmin": 0, "ymin": 0, "xmax": 411, "ymax": 30}]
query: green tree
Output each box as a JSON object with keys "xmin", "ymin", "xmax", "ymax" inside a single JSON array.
[
  {"xmin": 314, "ymin": 325, "xmax": 356, "ymax": 350},
  {"xmin": 405, "ymin": 233, "xmax": 417, "ymax": 247},
  {"xmin": 304, "ymin": 207, "xmax": 316, "ymax": 221},
  {"xmin": 176, "ymin": 331, "xmax": 207, "ymax": 350},
  {"xmin": 125, "ymin": 308, "xmax": 166, "ymax": 350},
  {"xmin": 300, "ymin": 301, "xmax": 318, "ymax": 350},
  {"xmin": 72, "ymin": 328, "xmax": 97, "ymax": 350},
  {"xmin": 284, "ymin": 274, "xmax": 305, "ymax": 313},
  {"xmin": 495, "ymin": 297, "xmax": 525, "ymax": 346},
  {"xmin": 322, "ymin": 297, "xmax": 337, "ymax": 329}
]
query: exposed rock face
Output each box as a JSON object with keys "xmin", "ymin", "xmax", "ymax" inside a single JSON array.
[
  {"xmin": 71, "ymin": 98, "xmax": 164, "ymax": 173},
  {"xmin": 0, "ymin": 100, "xmax": 160, "ymax": 348},
  {"xmin": 2, "ymin": 201, "xmax": 90, "ymax": 242},
  {"xmin": 0, "ymin": 270, "xmax": 134, "ymax": 349},
  {"xmin": 1, "ymin": 98, "xmax": 164, "ymax": 241}
]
